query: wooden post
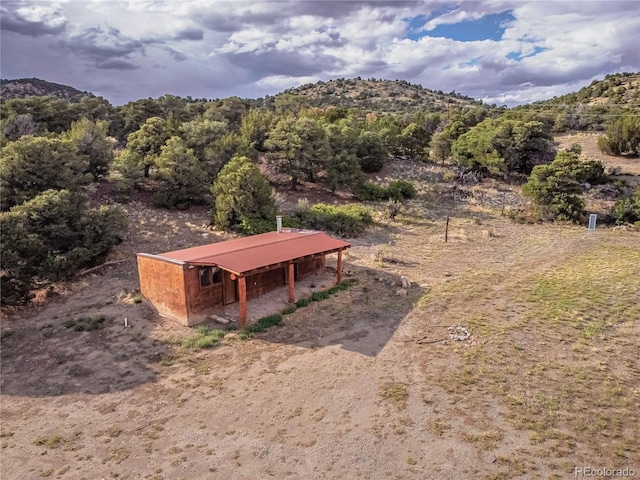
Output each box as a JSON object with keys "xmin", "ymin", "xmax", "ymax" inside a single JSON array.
[
  {"xmin": 336, "ymin": 250, "xmax": 343, "ymax": 284},
  {"xmin": 288, "ymin": 263, "xmax": 295, "ymax": 303},
  {"xmin": 238, "ymin": 276, "xmax": 247, "ymax": 329},
  {"xmin": 445, "ymin": 216, "xmax": 449, "ymax": 243}
]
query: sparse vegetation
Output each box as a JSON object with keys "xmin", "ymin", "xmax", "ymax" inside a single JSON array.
[
  {"xmin": 179, "ymin": 325, "xmax": 226, "ymax": 349},
  {"xmin": 240, "ymin": 278, "xmax": 358, "ymax": 337},
  {"xmin": 64, "ymin": 315, "xmax": 106, "ymax": 332},
  {"xmin": 33, "ymin": 435, "xmax": 65, "ymax": 449},
  {"xmin": 244, "ymin": 314, "xmax": 283, "ymax": 334},
  {"xmin": 379, "ymin": 382, "xmax": 409, "ymax": 411}
]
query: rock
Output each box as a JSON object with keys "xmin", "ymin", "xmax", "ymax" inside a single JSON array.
[
  {"xmin": 419, "ymin": 283, "xmax": 430, "ymax": 288},
  {"xmin": 210, "ymin": 315, "xmax": 230, "ymax": 325},
  {"xmin": 400, "ymin": 276, "xmax": 411, "ymax": 289},
  {"xmin": 396, "ymin": 289, "xmax": 408, "ymax": 296}
]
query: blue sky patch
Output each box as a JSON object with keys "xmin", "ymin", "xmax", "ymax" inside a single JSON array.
[
  {"xmin": 507, "ymin": 46, "xmax": 548, "ymax": 62},
  {"xmin": 404, "ymin": 6, "xmax": 455, "ymax": 40},
  {"xmin": 406, "ymin": 10, "xmax": 515, "ymax": 42},
  {"xmin": 465, "ymin": 56, "xmax": 483, "ymax": 67}
]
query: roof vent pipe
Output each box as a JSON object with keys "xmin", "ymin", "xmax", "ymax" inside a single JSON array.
[{"xmin": 276, "ymin": 215, "xmax": 282, "ymax": 233}]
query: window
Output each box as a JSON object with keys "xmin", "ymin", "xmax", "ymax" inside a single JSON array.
[
  {"xmin": 199, "ymin": 267, "xmax": 211, "ymax": 287},
  {"xmin": 200, "ymin": 267, "xmax": 222, "ymax": 287},
  {"xmin": 212, "ymin": 268, "xmax": 222, "ymax": 284}
]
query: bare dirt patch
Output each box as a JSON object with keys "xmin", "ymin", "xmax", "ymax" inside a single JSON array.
[{"xmin": 556, "ymin": 132, "xmax": 640, "ymax": 179}]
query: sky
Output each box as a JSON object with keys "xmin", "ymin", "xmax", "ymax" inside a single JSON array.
[{"xmin": 1, "ymin": 1, "xmax": 639, "ymax": 106}]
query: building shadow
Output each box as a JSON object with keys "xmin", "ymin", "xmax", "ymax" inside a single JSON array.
[
  {"xmin": 0, "ymin": 294, "xmax": 171, "ymax": 397},
  {"xmin": 252, "ymin": 265, "xmax": 422, "ymax": 357}
]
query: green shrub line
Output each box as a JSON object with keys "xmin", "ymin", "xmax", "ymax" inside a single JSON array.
[
  {"xmin": 242, "ymin": 278, "xmax": 358, "ymax": 338},
  {"xmin": 238, "ymin": 203, "xmax": 374, "ymax": 237},
  {"xmin": 356, "ymin": 180, "xmax": 417, "ymax": 202},
  {"xmin": 244, "ymin": 314, "xmax": 283, "ymax": 334},
  {"xmin": 177, "ymin": 278, "xmax": 358, "ymax": 346}
]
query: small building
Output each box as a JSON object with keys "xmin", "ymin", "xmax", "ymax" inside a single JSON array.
[{"xmin": 137, "ymin": 229, "xmax": 351, "ymax": 328}]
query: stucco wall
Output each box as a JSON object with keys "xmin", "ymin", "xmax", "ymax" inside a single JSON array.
[
  {"xmin": 246, "ymin": 267, "xmax": 286, "ymax": 301},
  {"xmin": 184, "ymin": 266, "xmax": 224, "ymax": 321},
  {"xmin": 297, "ymin": 257, "xmax": 324, "ymax": 280},
  {"xmin": 137, "ymin": 255, "xmax": 189, "ymax": 325}
]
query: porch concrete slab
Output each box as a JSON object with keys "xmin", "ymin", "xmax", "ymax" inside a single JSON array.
[{"xmin": 222, "ymin": 269, "xmax": 336, "ymax": 324}]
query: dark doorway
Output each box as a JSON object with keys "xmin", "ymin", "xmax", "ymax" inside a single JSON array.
[{"xmin": 222, "ymin": 271, "xmax": 237, "ymax": 305}]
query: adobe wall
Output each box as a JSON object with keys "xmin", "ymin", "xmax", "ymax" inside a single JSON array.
[
  {"xmin": 297, "ymin": 256, "xmax": 325, "ymax": 280},
  {"xmin": 137, "ymin": 255, "xmax": 189, "ymax": 325},
  {"xmin": 184, "ymin": 267, "xmax": 224, "ymax": 323},
  {"xmin": 246, "ymin": 267, "xmax": 286, "ymax": 301}
]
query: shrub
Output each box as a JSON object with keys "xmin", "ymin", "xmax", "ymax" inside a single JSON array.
[
  {"xmin": 211, "ymin": 156, "xmax": 276, "ymax": 232},
  {"xmin": 241, "ymin": 279, "xmax": 358, "ymax": 338},
  {"xmin": 327, "ymin": 151, "xmax": 363, "ymax": 193},
  {"xmin": 549, "ymin": 193, "xmax": 586, "ymax": 223},
  {"xmin": 355, "ymin": 181, "xmax": 388, "ymax": 201},
  {"xmin": 310, "ymin": 291, "xmax": 331, "ymax": 302},
  {"xmin": 64, "ymin": 315, "xmax": 106, "ymax": 332},
  {"xmin": 610, "ymin": 186, "xmax": 640, "ymax": 224},
  {"xmin": 153, "ymin": 136, "xmax": 208, "ymax": 209},
  {"xmin": 522, "ymin": 151, "xmax": 605, "ymax": 223},
  {"xmin": 0, "ymin": 190, "xmax": 126, "ymax": 305},
  {"xmin": 289, "ymin": 203, "xmax": 373, "ymax": 237},
  {"xmin": 387, "ymin": 180, "xmax": 417, "ymax": 200},
  {"xmin": 355, "ymin": 180, "xmax": 417, "ymax": 202},
  {"xmin": 357, "ymin": 131, "xmax": 387, "ymax": 173},
  {"xmin": 281, "ymin": 305, "xmax": 297, "ymax": 315},
  {"xmin": 179, "ymin": 325, "xmax": 226, "ymax": 349},
  {"xmin": 238, "ymin": 217, "xmax": 276, "ymax": 235},
  {"xmin": 1, "ymin": 136, "xmax": 91, "ymax": 210},
  {"xmin": 245, "ymin": 314, "xmax": 283, "ymax": 334},
  {"xmin": 295, "ymin": 297, "xmax": 311, "ymax": 308}
]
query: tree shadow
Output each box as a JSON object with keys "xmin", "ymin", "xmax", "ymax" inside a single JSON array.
[{"xmin": 253, "ymin": 266, "xmax": 422, "ymax": 357}]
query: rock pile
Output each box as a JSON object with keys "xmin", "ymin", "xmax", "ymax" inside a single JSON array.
[{"xmin": 448, "ymin": 325, "xmax": 471, "ymax": 341}]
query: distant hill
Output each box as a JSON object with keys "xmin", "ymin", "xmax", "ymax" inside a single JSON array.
[
  {"xmin": 275, "ymin": 77, "xmax": 489, "ymax": 114},
  {"xmin": 505, "ymin": 72, "xmax": 640, "ymax": 131},
  {"xmin": 0, "ymin": 78, "xmax": 95, "ymax": 102},
  {"xmin": 532, "ymin": 72, "xmax": 640, "ymax": 107}
]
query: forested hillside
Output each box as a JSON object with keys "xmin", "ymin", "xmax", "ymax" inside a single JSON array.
[
  {"xmin": 274, "ymin": 77, "xmax": 490, "ymax": 114},
  {"xmin": 0, "ymin": 78, "xmax": 95, "ymax": 102},
  {"xmin": 1, "ymin": 73, "xmax": 639, "ymax": 305},
  {"xmin": 508, "ymin": 72, "xmax": 640, "ymax": 132}
]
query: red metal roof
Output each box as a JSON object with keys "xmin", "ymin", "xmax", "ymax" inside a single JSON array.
[{"xmin": 152, "ymin": 229, "xmax": 350, "ymax": 276}]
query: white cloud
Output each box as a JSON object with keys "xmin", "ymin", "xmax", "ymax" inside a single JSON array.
[{"xmin": 1, "ymin": 1, "xmax": 637, "ymax": 105}]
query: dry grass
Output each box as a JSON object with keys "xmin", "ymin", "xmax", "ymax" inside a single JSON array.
[
  {"xmin": 379, "ymin": 382, "xmax": 410, "ymax": 411},
  {"xmin": 419, "ymin": 239, "xmax": 640, "ymax": 474}
]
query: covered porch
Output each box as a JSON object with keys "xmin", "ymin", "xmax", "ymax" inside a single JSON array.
[{"xmin": 204, "ymin": 249, "xmax": 345, "ymax": 328}]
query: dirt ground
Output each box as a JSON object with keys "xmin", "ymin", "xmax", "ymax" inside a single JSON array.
[{"xmin": 1, "ymin": 142, "xmax": 639, "ymax": 479}]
